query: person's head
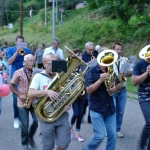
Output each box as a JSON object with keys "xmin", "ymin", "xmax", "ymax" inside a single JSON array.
[
  {"xmin": 43, "ymin": 53, "xmax": 58, "ymax": 76},
  {"xmin": 95, "ymin": 45, "xmax": 101, "ymax": 53},
  {"xmin": 30, "ymin": 44, "xmax": 35, "ymax": 50},
  {"xmin": 3, "ymin": 42, "xmax": 8, "ymax": 47},
  {"xmin": 39, "ymin": 43, "xmax": 45, "ymax": 50},
  {"xmin": 15, "ymin": 35, "xmax": 24, "ymax": 42},
  {"xmin": 112, "ymin": 42, "xmax": 123, "ymax": 58},
  {"xmin": 24, "ymin": 54, "xmax": 35, "ymax": 71},
  {"xmin": 73, "ymin": 49, "xmax": 82, "ymax": 57},
  {"xmin": 52, "ymin": 38, "xmax": 59, "ymax": 49},
  {"xmin": 85, "ymin": 42, "xmax": 95, "ymax": 55}
]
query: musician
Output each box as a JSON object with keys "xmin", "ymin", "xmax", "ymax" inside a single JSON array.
[
  {"xmin": 112, "ymin": 42, "xmax": 132, "ymax": 138},
  {"xmin": 132, "ymin": 45, "xmax": 150, "ymax": 150},
  {"xmin": 9, "ymin": 54, "xmax": 38, "ymax": 150},
  {"xmin": 7, "ymin": 35, "xmax": 31, "ymax": 129},
  {"xmin": 43, "ymin": 38, "xmax": 64, "ymax": 59},
  {"xmin": 82, "ymin": 42, "xmax": 97, "ymax": 123},
  {"xmin": 28, "ymin": 53, "xmax": 71, "ymax": 150},
  {"xmin": 84, "ymin": 50, "xmax": 123, "ymax": 150}
]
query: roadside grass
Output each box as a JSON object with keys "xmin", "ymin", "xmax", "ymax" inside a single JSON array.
[
  {"xmin": 126, "ymin": 77, "xmax": 137, "ymax": 94},
  {"xmin": 127, "ymin": 95, "xmax": 138, "ymax": 101}
]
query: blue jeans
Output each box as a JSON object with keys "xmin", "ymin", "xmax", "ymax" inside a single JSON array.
[
  {"xmin": 71, "ymin": 98, "xmax": 85, "ymax": 131},
  {"xmin": 0, "ymin": 98, "xmax": 2, "ymax": 114},
  {"xmin": 113, "ymin": 87, "xmax": 127, "ymax": 132},
  {"xmin": 138, "ymin": 101, "xmax": 150, "ymax": 150},
  {"xmin": 18, "ymin": 106, "xmax": 38, "ymax": 147},
  {"xmin": 84, "ymin": 110, "xmax": 116, "ymax": 150},
  {"xmin": 13, "ymin": 84, "xmax": 19, "ymax": 119}
]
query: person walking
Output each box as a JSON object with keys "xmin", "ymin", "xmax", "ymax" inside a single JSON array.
[{"xmin": 7, "ymin": 35, "xmax": 31, "ymax": 129}]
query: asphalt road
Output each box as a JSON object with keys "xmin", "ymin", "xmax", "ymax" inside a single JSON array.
[{"xmin": 0, "ymin": 92, "xmax": 144, "ymax": 150}]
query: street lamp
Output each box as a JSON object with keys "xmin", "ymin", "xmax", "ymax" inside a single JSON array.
[
  {"xmin": 52, "ymin": 0, "xmax": 55, "ymax": 38},
  {"xmin": 20, "ymin": 0, "xmax": 23, "ymax": 36}
]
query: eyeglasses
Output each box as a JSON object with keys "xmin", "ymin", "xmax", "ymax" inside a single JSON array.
[
  {"xmin": 87, "ymin": 49, "xmax": 94, "ymax": 51},
  {"xmin": 26, "ymin": 59, "xmax": 35, "ymax": 63}
]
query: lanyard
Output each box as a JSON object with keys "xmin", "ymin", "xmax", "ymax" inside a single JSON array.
[
  {"xmin": 115, "ymin": 61, "xmax": 120, "ymax": 73},
  {"xmin": 23, "ymin": 67, "xmax": 32, "ymax": 83}
]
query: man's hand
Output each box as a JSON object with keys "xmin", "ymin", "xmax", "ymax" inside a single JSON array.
[
  {"xmin": 46, "ymin": 90, "xmax": 58, "ymax": 101},
  {"xmin": 99, "ymin": 73, "xmax": 109, "ymax": 83},
  {"xmin": 18, "ymin": 94, "xmax": 27, "ymax": 102},
  {"xmin": 64, "ymin": 105, "xmax": 72, "ymax": 112}
]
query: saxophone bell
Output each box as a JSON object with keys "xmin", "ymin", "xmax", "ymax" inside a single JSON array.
[{"xmin": 97, "ymin": 49, "xmax": 118, "ymax": 95}]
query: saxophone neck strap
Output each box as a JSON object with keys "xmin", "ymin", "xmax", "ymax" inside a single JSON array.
[{"xmin": 23, "ymin": 67, "xmax": 32, "ymax": 83}]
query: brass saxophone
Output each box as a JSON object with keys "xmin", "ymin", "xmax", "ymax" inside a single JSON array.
[
  {"xmin": 97, "ymin": 49, "xmax": 118, "ymax": 95},
  {"xmin": 34, "ymin": 46, "xmax": 89, "ymax": 122}
]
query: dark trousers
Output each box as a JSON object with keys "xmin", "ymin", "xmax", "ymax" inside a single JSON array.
[
  {"xmin": 18, "ymin": 106, "xmax": 38, "ymax": 147},
  {"xmin": 82, "ymin": 94, "xmax": 91, "ymax": 123},
  {"xmin": 13, "ymin": 84, "xmax": 19, "ymax": 119},
  {"xmin": 138, "ymin": 101, "xmax": 150, "ymax": 150},
  {"xmin": 71, "ymin": 98, "xmax": 85, "ymax": 131}
]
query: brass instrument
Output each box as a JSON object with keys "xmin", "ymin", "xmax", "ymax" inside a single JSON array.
[
  {"xmin": 34, "ymin": 46, "xmax": 89, "ymax": 122},
  {"xmin": 19, "ymin": 48, "xmax": 26, "ymax": 56},
  {"xmin": 139, "ymin": 45, "xmax": 150, "ymax": 76},
  {"xmin": 97, "ymin": 49, "xmax": 118, "ymax": 95}
]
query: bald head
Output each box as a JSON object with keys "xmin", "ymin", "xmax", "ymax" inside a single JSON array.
[{"xmin": 43, "ymin": 53, "xmax": 58, "ymax": 63}]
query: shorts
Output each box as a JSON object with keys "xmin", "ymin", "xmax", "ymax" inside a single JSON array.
[{"xmin": 40, "ymin": 112, "xmax": 71, "ymax": 150}]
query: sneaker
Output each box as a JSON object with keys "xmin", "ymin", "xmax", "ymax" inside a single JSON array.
[
  {"xmin": 14, "ymin": 118, "xmax": 19, "ymax": 129},
  {"xmin": 23, "ymin": 146, "xmax": 30, "ymax": 150},
  {"xmin": 70, "ymin": 128, "xmax": 74, "ymax": 139},
  {"xmin": 117, "ymin": 132, "xmax": 124, "ymax": 138},
  {"xmin": 75, "ymin": 134, "xmax": 84, "ymax": 142}
]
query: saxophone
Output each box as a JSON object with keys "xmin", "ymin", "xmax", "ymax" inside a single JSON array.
[
  {"xmin": 97, "ymin": 49, "xmax": 118, "ymax": 95},
  {"xmin": 34, "ymin": 46, "xmax": 89, "ymax": 122}
]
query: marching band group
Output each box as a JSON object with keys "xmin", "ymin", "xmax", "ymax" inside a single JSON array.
[{"xmin": 0, "ymin": 35, "xmax": 150, "ymax": 150}]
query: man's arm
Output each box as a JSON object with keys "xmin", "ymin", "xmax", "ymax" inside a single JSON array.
[
  {"xmin": 132, "ymin": 72, "xmax": 148, "ymax": 86},
  {"xmin": 8, "ymin": 51, "xmax": 18, "ymax": 65},
  {"xmin": 9, "ymin": 83, "xmax": 20, "ymax": 96}
]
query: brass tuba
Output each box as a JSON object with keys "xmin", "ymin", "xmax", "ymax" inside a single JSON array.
[
  {"xmin": 97, "ymin": 49, "xmax": 118, "ymax": 95},
  {"xmin": 34, "ymin": 46, "xmax": 89, "ymax": 122}
]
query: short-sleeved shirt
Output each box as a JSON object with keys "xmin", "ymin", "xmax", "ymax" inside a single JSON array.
[
  {"xmin": 11, "ymin": 68, "xmax": 33, "ymax": 107},
  {"xmin": 43, "ymin": 46, "xmax": 64, "ymax": 59},
  {"xmin": 35, "ymin": 49, "xmax": 44, "ymax": 64},
  {"xmin": 132, "ymin": 59, "xmax": 150, "ymax": 103},
  {"xmin": 85, "ymin": 64, "xmax": 115, "ymax": 116},
  {"xmin": 82, "ymin": 50, "xmax": 98, "ymax": 63},
  {"xmin": 30, "ymin": 71, "xmax": 53, "ymax": 91},
  {"xmin": 7, "ymin": 46, "xmax": 31, "ymax": 78}
]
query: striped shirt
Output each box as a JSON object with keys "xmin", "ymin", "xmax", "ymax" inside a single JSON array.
[{"xmin": 11, "ymin": 68, "xmax": 33, "ymax": 107}]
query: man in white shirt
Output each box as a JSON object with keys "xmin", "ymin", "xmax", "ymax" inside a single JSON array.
[
  {"xmin": 43, "ymin": 38, "xmax": 64, "ymax": 59},
  {"xmin": 112, "ymin": 42, "xmax": 132, "ymax": 138}
]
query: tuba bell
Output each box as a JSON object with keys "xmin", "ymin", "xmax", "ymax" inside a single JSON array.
[
  {"xmin": 97, "ymin": 49, "xmax": 118, "ymax": 95},
  {"xmin": 34, "ymin": 46, "xmax": 89, "ymax": 122}
]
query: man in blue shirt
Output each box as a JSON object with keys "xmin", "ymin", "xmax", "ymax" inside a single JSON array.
[
  {"xmin": 82, "ymin": 42, "xmax": 98, "ymax": 123},
  {"xmin": 84, "ymin": 56, "xmax": 122, "ymax": 150},
  {"xmin": 132, "ymin": 45, "xmax": 150, "ymax": 150},
  {"xmin": 7, "ymin": 35, "xmax": 31, "ymax": 129}
]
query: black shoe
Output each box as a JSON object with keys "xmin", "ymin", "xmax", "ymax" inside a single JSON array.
[{"xmin": 29, "ymin": 138, "xmax": 36, "ymax": 148}]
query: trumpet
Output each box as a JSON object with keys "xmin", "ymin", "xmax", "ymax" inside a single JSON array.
[{"xmin": 19, "ymin": 48, "xmax": 26, "ymax": 56}]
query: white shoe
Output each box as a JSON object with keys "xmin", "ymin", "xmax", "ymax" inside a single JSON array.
[
  {"xmin": 117, "ymin": 132, "xmax": 124, "ymax": 138},
  {"xmin": 14, "ymin": 118, "xmax": 19, "ymax": 129},
  {"xmin": 75, "ymin": 134, "xmax": 84, "ymax": 142}
]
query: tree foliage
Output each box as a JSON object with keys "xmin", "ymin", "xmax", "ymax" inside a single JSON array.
[{"xmin": 87, "ymin": 0, "xmax": 150, "ymax": 22}]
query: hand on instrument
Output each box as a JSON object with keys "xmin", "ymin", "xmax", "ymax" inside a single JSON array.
[
  {"xmin": 19, "ymin": 94, "xmax": 26, "ymax": 102},
  {"xmin": 46, "ymin": 90, "xmax": 58, "ymax": 101},
  {"xmin": 64, "ymin": 105, "xmax": 72, "ymax": 112},
  {"xmin": 99, "ymin": 73, "xmax": 109, "ymax": 83},
  {"xmin": 107, "ymin": 84, "xmax": 117, "ymax": 94},
  {"xmin": 146, "ymin": 65, "xmax": 150, "ymax": 73}
]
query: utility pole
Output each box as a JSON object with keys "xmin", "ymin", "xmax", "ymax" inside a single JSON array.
[
  {"xmin": 52, "ymin": 0, "xmax": 55, "ymax": 38},
  {"xmin": 6, "ymin": 8, "xmax": 9, "ymax": 25},
  {"xmin": 20, "ymin": 0, "xmax": 23, "ymax": 36},
  {"xmin": 45, "ymin": 0, "xmax": 47, "ymax": 26},
  {"xmin": 56, "ymin": 0, "xmax": 58, "ymax": 22}
]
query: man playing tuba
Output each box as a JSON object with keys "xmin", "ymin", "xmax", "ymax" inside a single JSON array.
[{"xmin": 28, "ymin": 53, "xmax": 71, "ymax": 150}]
